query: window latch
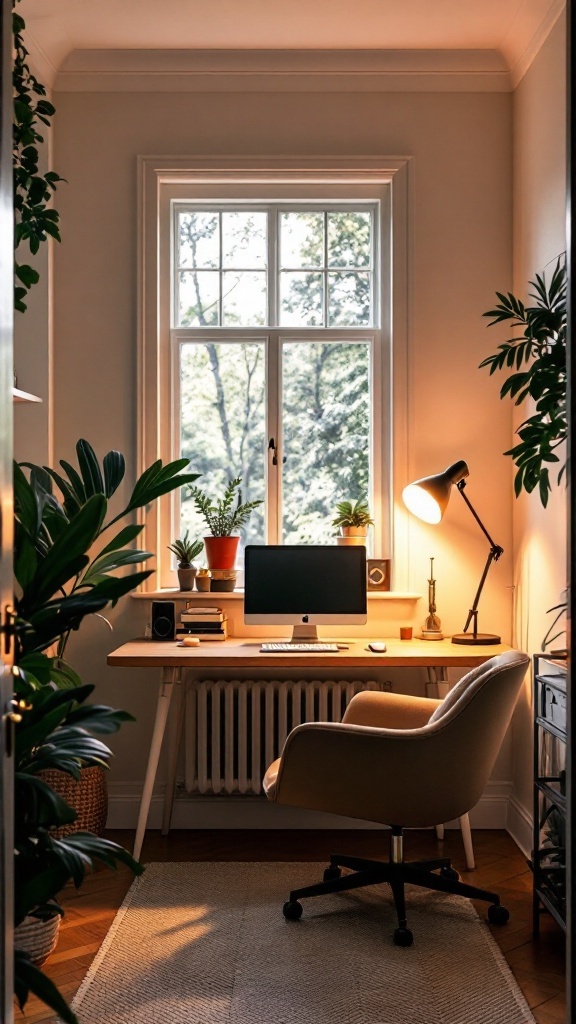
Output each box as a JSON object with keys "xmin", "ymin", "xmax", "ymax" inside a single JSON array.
[{"xmin": 268, "ymin": 438, "xmax": 286, "ymax": 466}]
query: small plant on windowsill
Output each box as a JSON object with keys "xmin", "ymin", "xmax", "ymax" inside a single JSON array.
[
  {"xmin": 332, "ymin": 499, "xmax": 374, "ymax": 546},
  {"xmin": 190, "ymin": 476, "xmax": 263, "ymax": 570},
  {"xmin": 167, "ymin": 532, "xmax": 203, "ymax": 591}
]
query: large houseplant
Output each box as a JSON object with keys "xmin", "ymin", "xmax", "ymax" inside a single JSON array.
[
  {"xmin": 479, "ymin": 258, "xmax": 566, "ymax": 508},
  {"xmin": 13, "ymin": 668, "xmax": 143, "ymax": 1024},
  {"xmin": 190, "ymin": 476, "xmax": 262, "ymax": 569}
]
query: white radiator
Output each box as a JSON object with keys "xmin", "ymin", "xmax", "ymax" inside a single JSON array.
[{"xmin": 184, "ymin": 678, "xmax": 385, "ymax": 796}]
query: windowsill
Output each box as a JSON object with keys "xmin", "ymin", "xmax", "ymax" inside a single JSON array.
[{"xmin": 131, "ymin": 589, "xmax": 422, "ymax": 601}]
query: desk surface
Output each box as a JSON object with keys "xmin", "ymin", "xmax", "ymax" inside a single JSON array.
[{"xmin": 108, "ymin": 637, "xmax": 511, "ymax": 670}]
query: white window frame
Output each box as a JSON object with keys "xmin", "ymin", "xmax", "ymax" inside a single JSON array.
[{"xmin": 138, "ymin": 157, "xmax": 411, "ymax": 592}]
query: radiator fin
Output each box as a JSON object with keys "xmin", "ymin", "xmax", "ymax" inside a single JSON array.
[{"xmin": 184, "ymin": 678, "xmax": 386, "ymax": 796}]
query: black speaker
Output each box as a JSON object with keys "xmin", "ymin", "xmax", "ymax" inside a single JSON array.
[{"xmin": 151, "ymin": 600, "xmax": 176, "ymax": 641}]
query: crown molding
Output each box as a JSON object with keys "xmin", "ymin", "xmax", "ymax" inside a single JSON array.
[
  {"xmin": 54, "ymin": 48, "xmax": 512, "ymax": 93},
  {"xmin": 505, "ymin": 0, "xmax": 565, "ymax": 87}
]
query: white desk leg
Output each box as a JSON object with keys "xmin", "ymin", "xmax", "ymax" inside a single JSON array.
[
  {"xmin": 133, "ymin": 667, "xmax": 178, "ymax": 861},
  {"xmin": 161, "ymin": 671, "xmax": 187, "ymax": 836},
  {"xmin": 459, "ymin": 813, "xmax": 475, "ymax": 870}
]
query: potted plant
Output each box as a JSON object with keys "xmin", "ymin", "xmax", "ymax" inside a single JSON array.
[
  {"xmin": 13, "ymin": 668, "xmax": 143, "ymax": 1023},
  {"xmin": 332, "ymin": 499, "xmax": 374, "ymax": 546},
  {"xmin": 190, "ymin": 476, "xmax": 263, "ymax": 570},
  {"xmin": 168, "ymin": 531, "xmax": 203, "ymax": 591},
  {"xmin": 14, "ymin": 439, "xmax": 199, "ymax": 833}
]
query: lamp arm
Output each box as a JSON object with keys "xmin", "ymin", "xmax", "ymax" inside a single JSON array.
[
  {"xmin": 456, "ymin": 481, "xmax": 503, "ymax": 554},
  {"xmin": 456, "ymin": 481, "xmax": 504, "ymax": 639}
]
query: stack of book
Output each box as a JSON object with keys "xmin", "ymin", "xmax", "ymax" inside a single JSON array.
[{"xmin": 176, "ymin": 606, "xmax": 227, "ymax": 641}]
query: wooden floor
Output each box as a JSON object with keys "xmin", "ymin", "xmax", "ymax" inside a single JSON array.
[{"xmin": 16, "ymin": 828, "xmax": 566, "ymax": 1024}]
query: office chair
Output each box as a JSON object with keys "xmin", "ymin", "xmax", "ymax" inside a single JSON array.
[{"xmin": 263, "ymin": 649, "xmax": 529, "ymax": 946}]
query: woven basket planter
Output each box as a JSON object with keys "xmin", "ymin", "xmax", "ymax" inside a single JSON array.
[
  {"xmin": 38, "ymin": 765, "xmax": 108, "ymax": 837},
  {"xmin": 14, "ymin": 913, "xmax": 61, "ymax": 967}
]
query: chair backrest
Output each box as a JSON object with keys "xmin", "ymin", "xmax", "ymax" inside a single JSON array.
[{"xmin": 409, "ymin": 649, "xmax": 530, "ymax": 826}]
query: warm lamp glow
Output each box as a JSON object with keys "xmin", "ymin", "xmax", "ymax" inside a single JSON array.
[{"xmin": 401, "ymin": 484, "xmax": 442, "ymax": 524}]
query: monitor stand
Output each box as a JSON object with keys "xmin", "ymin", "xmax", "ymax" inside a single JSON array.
[{"xmin": 290, "ymin": 624, "xmax": 321, "ymax": 643}]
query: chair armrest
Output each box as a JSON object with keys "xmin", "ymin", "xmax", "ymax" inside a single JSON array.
[
  {"xmin": 272, "ymin": 720, "xmax": 463, "ymax": 828},
  {"xmin": 343, "ymin": 689, "xmax": 442, "ymax": 729}
]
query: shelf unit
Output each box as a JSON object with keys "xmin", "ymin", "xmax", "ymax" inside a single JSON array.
[{"xmin": 532, "ymin": 652, "xmax": 567, "ymax": 934}]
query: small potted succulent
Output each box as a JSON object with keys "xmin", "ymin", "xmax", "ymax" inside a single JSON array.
[
  {"xmin": 190, "ymin": 476, "xmax": 263, "ymax": 571},
  {"xmin": 332, "ymin": 499, "xmax": 374, "ymax": 546},
  {"xmin": 168, "ymin": 531, "xmax": 203, "ymax": 591}
]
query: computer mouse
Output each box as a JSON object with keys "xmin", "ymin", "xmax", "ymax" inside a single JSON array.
[{"xmin": 367, "ymin": 641, "xmax": 387, "ymax": 653}]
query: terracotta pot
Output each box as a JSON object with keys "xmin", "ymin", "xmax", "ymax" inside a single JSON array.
[
  {"xmin": 337, "ymin": 526, "xmax": 368, "ymax": 547},
  {"xmin": 177, "ymin": 565, "xmax": 197, "ymax": 591},
  {"xmin": 340, "ymin": 526, "xmax": 368, "ymax": 538},
  {"xmin": 204, "ymin": 536, "xmax": 239, "ymax": 570}
]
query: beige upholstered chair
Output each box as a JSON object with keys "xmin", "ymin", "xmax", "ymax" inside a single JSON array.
[{"xmin": 264, "ymin": 649, "xmax": 529, "ymax": 946}]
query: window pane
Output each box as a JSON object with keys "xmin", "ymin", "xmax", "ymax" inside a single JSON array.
[
  {"xmin": 328, "ymin": 212, "xmax": 371, "ymax": 268},
  {"xmin": 282, "ymin": 341, "xmax": 371, "ymax": 544},
  {"xmin": 178, "ymin": 212, "xmax": 219, "ymax": 268},
  {"xmin": 222, "ymin": 271, "xmax": 267, "ymax": 326},
  {"xmin": 178, "ymin": 271, "xmax": 219, "ymax": 326},
  {"xmin": 280, "ymin": 272, "xmax": 324, "ymax": 327},
  {"xmin": 222, "ymin": 211, "xmax": 267, "ymax": 268},
  {"xmin": 280, "ymin": 212, "xmax": 323, "ymax": 268},
  {"xmin": 328, "ymin": 272, "xmax": 371, "ymax": 326},
  {"xmin": 180, "ymin": 342, "xmax": 266, "ymax": 556}
]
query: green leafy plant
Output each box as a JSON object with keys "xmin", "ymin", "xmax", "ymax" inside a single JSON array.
[
  {"xmin": 14, "ymin": 439, "xmax": 199, "ymax": 672},
  {"xmin": 479, "ymin": 258, "xmax": 566, "ymax": 507},
  {"xmin": 167, "ymin": 530, "xmax": 203, "ymax": 567},
  {"xmin": 190, "ymin": 476, "xmax": 263, "ymax": 536},
  {"xmin": 13, "ymin": 669, "xmax": 143, "ymax": 1023},
  {"xmin": 332, "ymin": 499, "xmax": 374, "ymax": 529},
  {"xmin": 13, "ymin": 0, "xmax": 64, "ymax": 313}
]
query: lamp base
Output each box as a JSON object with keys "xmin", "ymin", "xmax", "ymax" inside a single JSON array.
[{"xmin": 451, "ymin": 632, "xmax": 501, "ymax": 646}]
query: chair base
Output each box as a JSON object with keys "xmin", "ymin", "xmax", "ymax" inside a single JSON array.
[{"xmin": 282, "ymin": 831, "xmax": 509, "ymax": 946}]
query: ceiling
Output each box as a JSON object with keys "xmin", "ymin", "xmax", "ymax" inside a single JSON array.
[{"xmin": 19, "ymin": 0, "xmax": 564, "ymax": 88}]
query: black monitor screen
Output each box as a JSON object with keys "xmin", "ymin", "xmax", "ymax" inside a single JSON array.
[{"xmin": 244, "ymin": 545, "xmax": 367, "ymax": 615}]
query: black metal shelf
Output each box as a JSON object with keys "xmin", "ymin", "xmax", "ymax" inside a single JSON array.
[{"xmin": 532, "ymin": 653, "xmax": 568, "ymax": 936}]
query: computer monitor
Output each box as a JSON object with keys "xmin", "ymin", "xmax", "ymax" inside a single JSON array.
[{"xmin": 244, "ymin": 545, "xmax": 367, "ymax": 642}]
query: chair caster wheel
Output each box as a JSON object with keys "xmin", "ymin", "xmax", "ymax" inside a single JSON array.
[
  {"xmin": 488, "ymin": 904, "xmax": 509, "ymax": 925},
  {"xmin": 440, "ymin": 866, "xmax": 460, "ymax": 882},
  {"xmin": 323, "ymin": 865, "xmax": 342, "ymax": 882},
  {"xmin": 393, "ymin": 927, "xmax": 413, "ymax": 947},
  {"xmin": 283, "ymin": 900, "xmax": 303, "ymax": 921}
]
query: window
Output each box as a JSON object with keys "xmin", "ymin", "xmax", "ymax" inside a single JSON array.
[
  {"xmin": 139, "ymin": 158, "xmax": 409, "ymax": 592},
  {"xmin": 171, "ymin": 203, "xmax": 380, "ymax": 564}
]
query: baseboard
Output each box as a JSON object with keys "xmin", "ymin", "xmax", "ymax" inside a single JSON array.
[
  {"xmin": 506, "ymin": 794, "xmax": 532, "ymax": 858},
  {"xmin": 106, "ymin": 780, "xmax": 513, "ymax": 831}
]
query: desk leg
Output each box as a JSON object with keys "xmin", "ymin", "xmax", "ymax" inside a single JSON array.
[
  {"xmin": 133, "ymin": 667, "xmax": 178, "ymax": 862},
  {"xmin": 161, "ymin": 671, "xmax": 186, "ymax": 836}
]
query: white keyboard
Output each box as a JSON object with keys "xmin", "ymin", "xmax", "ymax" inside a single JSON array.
[{"xmin": 260, "ymin": 642, "xmax": 339, "ymax": 653}]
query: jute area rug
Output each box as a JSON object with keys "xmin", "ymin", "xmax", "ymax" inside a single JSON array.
[{"xmin": 71, "ymin": 862, "xmax": 534, "ymax": 1024}]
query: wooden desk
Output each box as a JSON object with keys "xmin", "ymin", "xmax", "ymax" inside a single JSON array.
[{"xmin": 108, "ymin": 637, "xmax": 511, "ymax": 860}]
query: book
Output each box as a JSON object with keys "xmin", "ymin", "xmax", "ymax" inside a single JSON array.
[
  {"xmin": 176, "ymin": 625, "xmax": 227, "ymax": 642},
  {"xmin": 181, "ymin": 611, "xmax": 224, "ymax": 624},
  {"xmin": 178, "ymin": 621, "xmax": 226, "ymax": 632},
  {"xmin": 183, "ymin": 606, "xmax": 222, "ymax": 615}
]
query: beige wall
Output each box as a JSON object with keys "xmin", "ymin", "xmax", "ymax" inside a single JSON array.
[
  {"xmin": 509, "ymin": 13, "xmax": 567, "ymax": 847},
  {"xmin": 44, "ymin": 85, "xmax": 516, "ymax": 821}
]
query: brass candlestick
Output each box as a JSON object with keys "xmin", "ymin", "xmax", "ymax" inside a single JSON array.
[{"xmin": 421, "ymin": 557, "xmax": 444, "ymax": 640}]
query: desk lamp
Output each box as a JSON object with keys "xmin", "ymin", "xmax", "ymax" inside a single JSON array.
[{"xmin": 402, "ymin": 460, "xmax": 503, "ymax": 645}]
